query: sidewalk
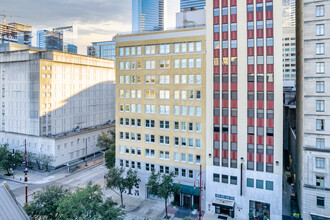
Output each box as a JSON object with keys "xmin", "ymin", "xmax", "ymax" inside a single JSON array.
[{"xmin": 0, "ymin": 157, "xmax": 105, "ymax": 185}]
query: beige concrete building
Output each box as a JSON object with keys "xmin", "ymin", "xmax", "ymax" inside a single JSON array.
[
  {"xmin": 115, "ymin": 27, "xmax": 206, "ymax": 209},
  {"xmin": 0, "ymin": 46, "xmax": 115, "ymax": 168},
  {"xmin": 296, "ymin": 1, "xmax": 330, "ymax": 219}
]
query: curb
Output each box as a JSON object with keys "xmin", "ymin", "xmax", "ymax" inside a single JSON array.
[{"xmin": 0, "ymin": 160, "xmax": 105, "ymax": 185}]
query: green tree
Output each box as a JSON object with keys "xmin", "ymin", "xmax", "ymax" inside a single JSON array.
[
  {"xmin": 56, "ymin": 182, "xmax": 125, "ymax": 220},
  {"xmin": 105, "ymin": 167, "xmax": 140, "ymax": 207},
  {"xmin": 24, "ymin": 185, "xmax": 69, "ymax": 220},
  {"xmin": 147, "ymin": 171, "xmax": 180, "ymax": 219},
  {"xmin": 0, "ymin": 144, "xmax": 23, "ymax": 175},
  {"xmin": 126, "ymin": 169, "xmax": 140, "ymax": 195},
  {"xmin": 97, "ymin": 130, "xmax": 116, "ymax": 169}
]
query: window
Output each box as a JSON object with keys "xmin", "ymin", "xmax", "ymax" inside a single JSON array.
[
  {"xmin": 316, "ymin": 176, "xmax": 325, "ymax": 187},
  {"xmin": 174, "ymin": 152, "xmax": 179, "ymax": 161},
  {"xmin": 230, "ymin": 176, "xmax": 237, "ymax": 185},
  {"xmin": 222, "ymin": 24, "xmax": 228, "ymax": 32},
  {"xmin": 316, "ymin": 138, "xmax": 325, "ymax": 149},
  {"xmin": 316, "ymin": 81, "xmax": 325, "ymax": 93},
  {"xmin": 266, "ymin": 181, "xmax": 273, "ymax": 191},
  {"xmin": 181, "ymin": 153, "xmax": 186, "ymax": 162},
  {"xmin": 231, "ymin": 23, "xmax": 237, "ymax": 32},
  {"xmin": 196, "ymin": 58, "xmax": 201, "ymax": 68},
  {"xmin": 222, "ymin": 175, "xmax": 228, "ymax": 184},
  {"xmin": 174, "ymin": 43, "xmax": 180, "ymax": 53},
  {"xmin": 188, "ymin": 42, "xmax": 194, "ymax": 52},
  {"xmin": 247, "ymin": 21, "xmax": 254, "ymax": 30},
  {"xmin": 159, "ymin": 105, "xmax": 170, "ymax": 115},
  {"xmin": 317, "ymin": 196, "xmax": 325, "ymax": 208},
  {"xmin": 316, "ymin": 24, "xmax": 325, "ymax": 36},
  {"xmin": 256, "ymin": 2, "xmax": 263, "ymax": 12},
  {"xmin": 145, "ymin": 45, "xmax": 156, "ymax": 55},
  {"xmin": 182, "ymin": 169, "xmax": 186, "ymax": 177},
  {"xmin": 159, "ymin": 75, "xmax": 170, "ymax": 84},
  {"xmin": 316, "ymin": 5, "xmax": 325, "ymax": 17},
  {"xmin": 266, "ymin": 20, "xmax": 273, "ymax": 29},
  {"xmin": 159, "ymin": 60, "xmax": 170, "ymax": 69},
  {"xmin": 248, "ymin": 39, "xmax": 254, "ymax": 48},
  {"xmin": 256, "ymin": 180, "xmax": 263, "ymax": 189},
  {"xmin": 188, "ymin": 59, "xmax": 194, "ymax": 68},
  {"xmin": 159, "ymin": 120, "xmax": 169, "ymax": 129},
  {"xmin": 247, "ymin": 4, "xmax": 254, "ymax": 13},
  {"xmin": 159, "ymin": 90, "xmax": 170, "ymax": 99},
  {"xmin": 145, "ymin": 60, "xmax": 155, "ymax": 69},
  {"xmin": 213, "ymin": 173, "xmax": 220, "ymax": 182},
  {"xmin": 174, "ymin": 75, "xmax": 180, "ymax": 84},
  {"xmin": 181, "ymin": 43, "xmax": 187, "ymax": 52},
  {"xmin": 316, "ymin": 100, "xmax": 325, "ymax": 112},
  {"xmin": 159, "ymin": 44, "xmax": 170, "ymax": 54},
  {"xmin": 266, "ymin": 2, "xmax": 273, "ymax": 11},
  {"xmin": 316, "ymin": 119, "xmax": 325, "ymax": 131},
  {"xmin": 159, "ymin": 136, "xmax": 170, "ymax": 145},
  {"xmin": 266, "ymin": 38, "xmax": 273, "ymax": 47},
  {"xmin": 316, "ymin": 43, "xmax": 325, "ymax": 55},
  {"xmin": 256, "ymin": 20, "xmax": 263, "ymax": 30},
  {"xmin": 145, "ymin": 119, "xmax": 155, "ymax": 128},
  {"xmin": 181, "ymin": 59, "xmax": 187, "ymax": 68},
  {"xmin": 196, "ymin": 42, "xmax": 202, "ymax": 51},
  {"xmin": 196, "ymin": 75, "xmax": 201, "ymax": 84},
  {"xmin": 316, "ymin": 62, "xmax": 325, "ymax": 74},
  {"xmin": 196, "ymin": 155, "xmax": 201, "ymax": 164},
  {"xmin": 174, "ymin": 59, "xmax": 180, "ymax": 68},
  {"xmin": 188, "ymin": 154, "xmax": 193, "ymax": 163},
  {"xmin": 247, "ymin": 178, "xmax": 254, "ymax": 187},
  {"xmin": 316, "ymin": 157, "xmax": 325, "ymax": 168},
  {"xmin": 248, "ymin": 56, "xmax": 254, "ymax": 65},
  {"xmin": 256, "ymin": 38, "xmax": 264, "ymax": 47}
]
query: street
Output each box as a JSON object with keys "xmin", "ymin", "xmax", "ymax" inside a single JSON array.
[{"xmin": 0, "ymin": 163, "xmax": 166, "ymax": 220}]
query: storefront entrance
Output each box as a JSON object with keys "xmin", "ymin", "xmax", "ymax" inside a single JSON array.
[
  {"xmin": 183, "ymin": 195, "xmax": 192, "ymax": 209},
  {"xmin": 212, "ymin": 197, "xmax": 235, "ymax": 218},
  {"xmin": 249, "ymin": 200, "xmax": 270, "ymax": 219}
]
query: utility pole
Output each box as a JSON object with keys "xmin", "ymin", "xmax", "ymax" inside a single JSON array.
[
  {"xmin": 199, "ymin": 164, "xmax": 202, "ymax": 220},
  {"xmin": 24, "ymin": 139, "xmax": 28, "ymax": 204},
  {"xmin": 85, "ymin": 138, "xmax": 88, "ymax": 166},
  {"xmin": 11, "ymin": 149, "xmax": 14, "ymax": 179}
]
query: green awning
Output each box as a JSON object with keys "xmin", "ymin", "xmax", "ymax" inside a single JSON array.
[{"xmin": 174, "ymin": 184, "xmax": 200, "ymax": 196}]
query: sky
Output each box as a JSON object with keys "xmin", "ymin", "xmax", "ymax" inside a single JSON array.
[{"xmin": 1, "ymin": 0, "xmax": 180, "ymax": 55}]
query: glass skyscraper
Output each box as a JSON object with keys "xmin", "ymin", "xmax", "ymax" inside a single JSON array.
[
  {"xmin": 180, "ymin": 0, "xmax": 206, "ymax": 11},
  {"xmin": 132, "ymin": 0, "xmax": 164, "ymax": 32},
  {"xmin": 87, "ymin": 41, "xmax": 116, "ymax": 60}
]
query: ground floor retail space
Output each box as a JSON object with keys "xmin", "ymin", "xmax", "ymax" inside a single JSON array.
[{"xmin": 174, "ymin": 184, "xmax": 200, "ymax": 209}]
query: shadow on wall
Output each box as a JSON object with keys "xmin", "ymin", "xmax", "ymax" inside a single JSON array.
[{"xmin": 40, "ymin": 80, "xmax": 116, "ymax": 137}]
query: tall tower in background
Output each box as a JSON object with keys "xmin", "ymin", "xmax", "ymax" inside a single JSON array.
[
  {"xmin": 180, "ymin": 0, "xmax": 206, "ymax": 11},
  {"xmin": 296, "ymin": 1, "xmax": 330, "ymax": 219},
  {"xmin": 205, "ymin": 1, "xmax": 283, "ymax": 219},
  {"xmin": 132, "ymin": 0, "xmax": 164, "ymax": 32},
  {"xmin": 53, "ymin": 26, "xmax": 78, "ymax": 53},
  {"xmin": 282, "ymin": 0, "xmax": 296, "ymax": 28}
]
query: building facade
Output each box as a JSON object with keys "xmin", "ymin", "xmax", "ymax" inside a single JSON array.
[
  {"xmin": 87, "ymin": 41, "xmax": 116, "ymax": 60},
  {"xmin": 282, "ymin": 0, "xmax": 296, "ymax": 28},
  {"xmin": 205, "ymin": 1, "xmax": 283, "ymax": 219},
  {"xmin": 283, "ymin": 27, "xmax": 296, "ymax": 84},
  {"xmin": 296, "ymin": 1, "xmax": 330, "ymax": 219},
  {"xmin": 132, "ymin": 0, "xmax": 164, "ymax": 32},
  {"xmin": 0, "ymin": 49, "xmax": 115, "ymax": 167},
  {"xmin": 115, "ymin": 27, "xmax": 206, "ymax": 209},
  {"xmin": 180, "ymin": 0, "xmax": 206, "ymax": 11},
  {"xmin": 53, "ymin": 26, "xmax": 78, "ymax": 53}
]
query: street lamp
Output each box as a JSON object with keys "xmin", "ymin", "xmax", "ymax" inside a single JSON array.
[{"xmin": 193, "ymin": 164, "xmax": 206, "ymax": 220}]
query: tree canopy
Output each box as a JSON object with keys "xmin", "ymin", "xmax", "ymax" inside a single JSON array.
[
  {"xmin": 97, "ymin": 130, "xmax": 116, "ymax": 169},
  {"xmin": 105, "ymin": 167, "xmax": 140, "ymax": 207},
  {"xmin": 0, "ymin": 144, "xmax": 23, "ymax": 175},
  {"xmin": 25, "ymin": 182, "xmax": 125, "ymax": 220},
  {"xmin": 147, "ymin": 171, "xmax": 180, "ymax": 219}
]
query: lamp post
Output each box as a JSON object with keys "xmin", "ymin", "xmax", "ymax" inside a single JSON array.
[{"xmin": 193, "ymin": 164, "xmax": 205, "ymax": 220}]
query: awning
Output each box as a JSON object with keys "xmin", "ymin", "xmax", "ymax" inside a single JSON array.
[
  {"xmin": 310, "ymin": 212, "xmax": 330, "ymax": 220},
  {"xmin": 174, "ymin": 184, "xmax": 200, "ymax": 196},
  {"xmin": 212, "ymin": 198, "xmax": 235, "ymax": 208}
]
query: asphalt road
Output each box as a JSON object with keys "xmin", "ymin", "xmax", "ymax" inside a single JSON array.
[{"xmin": 0, "ymin": 163, "xmax": 106, "ymax": 205}]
